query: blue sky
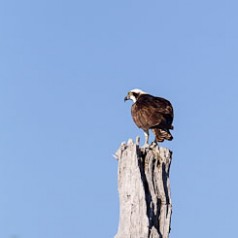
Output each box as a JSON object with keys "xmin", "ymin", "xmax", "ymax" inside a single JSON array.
[{"xmin": 0, "ymin": 0, "xmax": 238, "ymax": 237}]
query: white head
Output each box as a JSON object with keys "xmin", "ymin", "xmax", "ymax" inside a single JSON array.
[{"xmin": 124, "ymin": 88, "xmax": 147, "ymax": 103}]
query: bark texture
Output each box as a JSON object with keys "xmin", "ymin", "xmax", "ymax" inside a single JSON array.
[{"xmin": 114, "ymin": 137, "xmax": 172, "ymax": 238}]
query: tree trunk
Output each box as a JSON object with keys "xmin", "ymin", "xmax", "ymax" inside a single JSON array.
[{"xmin": 114, "ymin": 137, "xmax": 172, "ymax": 238}]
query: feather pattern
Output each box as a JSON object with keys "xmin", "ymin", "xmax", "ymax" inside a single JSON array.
[{"xmin": 131, "ymin": 94, "xmax": 174, "ymax": 142}]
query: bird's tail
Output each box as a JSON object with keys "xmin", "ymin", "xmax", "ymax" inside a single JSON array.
[{"xmin": 153, "ymin": 128, "xmax": 173, "ymax": 142}]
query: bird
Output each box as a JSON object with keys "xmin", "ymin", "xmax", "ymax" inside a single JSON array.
[{"xmin": 124, "ymin": 89, "xmax": 174, "ymax": 146}]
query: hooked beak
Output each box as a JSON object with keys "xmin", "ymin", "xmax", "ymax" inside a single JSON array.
[{"xmin": 124, "ymin": 95, "xmax": 129, "ymax": 102}]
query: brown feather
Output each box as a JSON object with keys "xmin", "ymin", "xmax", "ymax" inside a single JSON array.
[
  {"xmin": 152, "ymin": 128, "xmax": 173, "ymax": 142},
  {"xmin": 131, "ymin": 94, "xmax": 174, "ymax": 142}
]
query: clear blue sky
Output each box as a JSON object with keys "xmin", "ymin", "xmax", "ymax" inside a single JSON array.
[{"xmin": 0, "ymin": 0, "xmax": 238, "ymax": 237}]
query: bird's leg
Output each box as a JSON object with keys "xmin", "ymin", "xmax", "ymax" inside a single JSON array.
[
  {"xmin": 152, "ymin": 138, "xmax": 158, "ymax": 147},
  {"xmin": 151, "ymin": 129, "xmax": 159, "ymax": 147},
  {"xmin": 142, "ymin": 130, "xmax": 150, "ymax": 148}
]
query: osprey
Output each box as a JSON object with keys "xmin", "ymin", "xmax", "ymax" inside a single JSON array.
[{"xmin": 124, "ymin": 89, "xmax": 174, "ymax": 145}]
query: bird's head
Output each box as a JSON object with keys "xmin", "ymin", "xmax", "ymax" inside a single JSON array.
[{"xmin": 124, "ymin": 89, "xmax": 147, "ymax": 103}]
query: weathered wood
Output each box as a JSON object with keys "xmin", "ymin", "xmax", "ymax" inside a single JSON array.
[{"xmin": 114, "ymin": 137, "xmax": 172, "ymax": 238}]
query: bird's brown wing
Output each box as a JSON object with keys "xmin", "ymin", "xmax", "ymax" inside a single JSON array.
[{"xmin": 131, "ymin": 94, "xmax": 173, "ymax": 130}]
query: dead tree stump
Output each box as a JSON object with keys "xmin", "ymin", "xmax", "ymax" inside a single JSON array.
[{"xmin": 114, "ymin": 137, "xmax": 172, "ymax": 238}]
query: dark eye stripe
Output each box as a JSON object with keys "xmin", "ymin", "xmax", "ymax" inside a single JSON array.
[{"xmin": 133, "ymin": 92, "xmax": 139, "ymax": 97}]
